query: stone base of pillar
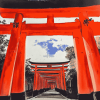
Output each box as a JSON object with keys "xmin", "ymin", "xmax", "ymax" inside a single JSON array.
[
  {"xmin": 94, "ymin": 91, "xmax": 100, "ymax": 100},
  {"xmin": 0, "ymin": 96, "xmax": 10, "ymax": 100},
  {"xmin": 79, "ymin": 93, "xmax": 93, "ymax": 100},
  {"xmin": 11, "ymin": 92, "xmax": 25, "ymax": 100},
  {"xmin": 33, "ymin": 90, "xmax": 38, "ymax": 97},
  {"xmin": 26, "ymin": 89, "xmax": 33, "ymax": 97}
]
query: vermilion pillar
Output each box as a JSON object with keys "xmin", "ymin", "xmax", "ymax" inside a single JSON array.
[
  {"xmin": 61, "ymin": 68, "xmax": 64, "ymax": 90},
  {"xmin": 43, "ymin": 79, "xmax": 45, "ymax": 88},
  {"xmin": 79, "ymin": 12, "xmax": 100, "ymax": 92},
  {"xmin": 60, "ymin": 70, "xmax": 63, "ymax": 90},
  {"xmin": 39, "ymin": 74, "xmax": 41, "ymax": 90},
  {"xmin": 45, "ymin": 80, "xmax": 48, "ymax": 89},
  {"xmin": 59, "ymin": 75, "xmax": 62, "ymax": 89},
  {"xmin": 56, "ymin": 78, "xmax": 59, "ymax": 88},
  {"xmin": 62, "ymin": 65, "xmax": 66, "ymax": 90},
  {"xmin": 11, "ymin": 33, "xmax": 26, "ymax": 100},
  {"xmin": 35, "ymin": 72, "xmax": 38, "ymax": 90},
  {"xmin": 73, "ymin": 29, "xmax": 93, "ymax": 94},
  {"xmin": 79, "ymin": 12, "xmax": 100, "ymax": 100},
  {"xmin": 42, "ymin": 78, "xmax": 43, "ymax": 89},
  {"xmin": 33, "ymin": 65, "xmax": 37, "ymax": 90},
  {"xmin": 0, "ymin": 13, "xmax": 23, "ymax": 100},
  {"xmin": 37, "ymin": 73, "xmax": 40, "ymax": 90},
  {"xmin": 58, "ymin": 74, "xmax": 61, "ymax": 89}
]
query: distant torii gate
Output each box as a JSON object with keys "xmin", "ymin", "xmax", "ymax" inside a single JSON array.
[
  {"xmin": 0, "ymin": 4, "xmax": 100, "ymax": 100},
  {"xmin": 30, "ymin": 62, "xmax": 69, "ymax": 91}
]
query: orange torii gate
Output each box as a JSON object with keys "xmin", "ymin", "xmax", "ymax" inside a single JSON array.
[
  {"xmin": 0, "ymin": 4, "xmax": 100, "ymax": 100},
  {"xmin": 30, "ymin": 62, "xmax": 69, "ymax": 91},
  {"xmin": 37, "ymin": 73, "xmax": 61, "ymax": 89}
]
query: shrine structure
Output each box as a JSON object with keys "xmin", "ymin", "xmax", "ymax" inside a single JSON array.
[
  {"xmin": 30, "ymin": 62, "xmax": 69, "ymax": 91},
  {"xmin": 0, "ymin": 4, "xmax": 100, "ymax": 100}
]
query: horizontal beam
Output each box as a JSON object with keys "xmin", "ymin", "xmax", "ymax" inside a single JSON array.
[
  {"xmin": 43, "ymin": 77, "xmax": 57, "ymax": 79},
  {"xmin": 31, "ymin": 66, "xmax": 68, "ymax": 70},
  {"xmin": 32, "ymin": 71, "xmax": 60, "ymax": 73},
  {"xmin": 0, "ymin": 21, "xmax": 100, "ymax": 36},
  {"xmin": 25, "ymin": 30, "xmax": 73, "ymax": 36},
  {"xmin": 48, "ymin": 82, "xmax": 56, "ymax": 83},
  {"xmin": 30, "ymin": 61, "xmax": 70, "ymax": 65},
  {"xmin": 32, "ymin": 70, "xmax": 66, "ymax": 73},
  {"xmin": 1, "ymin": 5, "xmax": 100, "ymax": 18},
  {"xmin": 41, "ymin": 74, "xmax": 59, "ymax": 77},
  {"xmin": 0, "ymin": 24, "xmax": 12, "ymax": 34},
  {"xmin": 22, "ymin": 22, "xmax": 81, "ymax": 36},
  {"xmin": 43, "ymin": 78, "xmax": 57, "ymax": 80},
  {"xmin": 0, "ymin": 22, "xmax": 80, "ymax": 35},
  {"xmin": 42, "ymin": 76, "xmax": 58, "ymax": 78},
  {"xmin": 39, "ymin": 73, "xmax": 59, "ymax": 75}
]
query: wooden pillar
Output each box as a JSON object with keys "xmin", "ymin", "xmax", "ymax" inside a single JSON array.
[
  {"xmin": 37, "ymin": 73, "xmax": 39, "ymax": 90},
  {"xmin": 40, "ymin": 77, "xmax": 42, "ymax": 89},
  {"xmin": 0, "ymin": 13, "xmax": 23, "ymax": 100},
  {"xmin": 11, "ymin": 33, "xmax": 26, "ymax": 100},
  {"xmin": 42, "ymin": 78, "xmax": 44, "ymax": 89},
  {"xmin": 43, "ymin": 79, "xmax": 45, "ymax": 89},
  {"xmin": 47, "ymin": 14, "xmax": 54, "ymax": 25},
  {"xmin": 73, "ymin": 29, "xmax": 93, "ymax": 100},
  {"xmin": 57, "ymin": 78, "xmax": 59, "ymax": 89},
  {"xmin": 56, "ymin": 78, "xmax": 59, "ymax": 88},
  {"xmin": 61, "ymin": 68, "xmax": 64, "ymax": 90},
  {"xmin": 79, "ymin": 12, "xmax": 100, "ymax": 92},
  {"xmin": 79, "ymin": 12, "xmax": 100, "ymax": 100},
  {"xmin": 42, "ymin": 78, "xmax": 43, "ymax": 89},
  {"xmin": 33, "ymin": 65, "xmax": 37, "ymax": 90},
  {"xmin": 60, "ymin": 69, "xmax": 63, "ymax": 90},
  {"xmin": 35, "ymin": 65, "xmax": 37, "ymax": 90},
  {"xmin": 45, "ymin": 80, "xmax": 47, "ymax": 89},
  {"xmin": 62, "ymin": 65, "xmax": 66, "ymax": 90},
  {"xmin": 38, "ymin": 74, "xmax": 41, "ymax": 90},
  {"xmin": 58, "ymin": 74, "xmax": 61, "ymax": 89},
  {"xmin": 59, "ymin": 75, "xmax": 62, "ymax": 89}
]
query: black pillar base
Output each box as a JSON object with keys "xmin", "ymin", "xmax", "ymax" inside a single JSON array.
[
  {"xmin": 33, "ymin": 90, "xmax": 38, "ymax": 97},
  {"xmin": 79, "ymin": 93, "xmax": 94, "ymax": 100},
  {"xmin": 94, "ymin": 91, "xmax": 100, "ymax": 100},
  {"xmin": 0, "ymin": 96, "xmax": 10, "ymax": 100},
  {"xmin": 11, "ymin": 92, "xmax": 25, "ymax": 100},
  {"xmin": 26, "ymin": 90, "xmax": 33, "ymax": 97}
]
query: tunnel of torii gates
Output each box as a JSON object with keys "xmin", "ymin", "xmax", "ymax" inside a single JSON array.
[
  {"xmin": 0, "ymin": 4, "xmax": 100, "ymax": 100},
  {"xmin": 29, "ymin": 62, "xmax": 69, "ymax": 91}
]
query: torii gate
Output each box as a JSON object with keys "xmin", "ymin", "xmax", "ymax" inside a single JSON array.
[
  {"xmin": 30, "ymin": 62, "xmax": 69, "ymax": 91},
  {"xmin": 0, "ymin": 4, "xmax": 100, "ymax": 100}
]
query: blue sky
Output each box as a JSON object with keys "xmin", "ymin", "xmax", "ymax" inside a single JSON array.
[
  {"xmin": 35, "ymin": 39, "xmax": 68, "ymax": 57},
  {"xmin": 26, "ymin": 36, "xmax": 74, "ymax": 62}
]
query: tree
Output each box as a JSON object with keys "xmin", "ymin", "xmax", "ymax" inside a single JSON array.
[
  {"xmin": 65, "ymin": 46, "xmax": 78, "ymax": 98},
  {"xmin": 25, "ymin": 58, "xmax": 34, "ymax": 90},
  {"xmin": 0, "ymin": 35, "xmax": 9, "ymax": 77},
  {"xmin": 65, "ymin": 46, "xmax": 75, "ymax": 60}
]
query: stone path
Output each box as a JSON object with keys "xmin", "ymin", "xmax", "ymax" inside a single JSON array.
[{"xmin": 27, "ymin": 89, "xmax": 78, "ymax": 100}]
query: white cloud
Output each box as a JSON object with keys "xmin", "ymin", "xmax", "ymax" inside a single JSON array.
[{"xmin": 26, "ymin": 36, "xmax": 72, "ymax": 62}]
